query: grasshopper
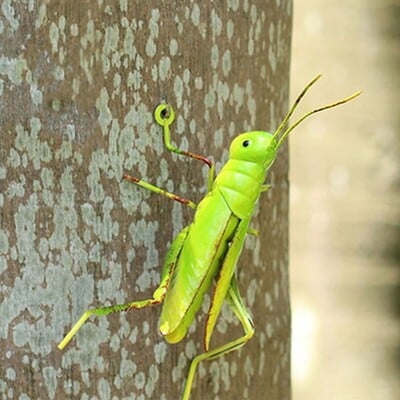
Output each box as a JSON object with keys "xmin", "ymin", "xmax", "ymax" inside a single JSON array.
[{"xmin": 58, "ymin": 75, "xmax": 360, "ymax": 399}]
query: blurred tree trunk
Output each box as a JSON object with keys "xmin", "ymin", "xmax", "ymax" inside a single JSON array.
[{"xmin": 0, "ymin": 1, "xmax": 291, "ymax": 399}]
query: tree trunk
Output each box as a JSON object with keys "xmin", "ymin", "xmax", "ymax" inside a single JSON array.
[{"xmin": 0, "ymin": 1, "xmax": 292, "ymax": 399}]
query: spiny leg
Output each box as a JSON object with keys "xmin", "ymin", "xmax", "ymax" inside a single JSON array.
[
  {"xmin": 182, "ymin": 274, "xmax": 254, "ymax": 400},
  {"xmin": 154, "ymin": 103, "xmax": 215, "ymax": 191},
  {"xmin": 58, "ymin": 297, "xmax": 162, "ymax": 350},
  {"xmin": 123, "ymin": 173, "xmax": 197, "ymax": 209},
  {"xmin": 58, "ymin": 226, "xmax": 189, "ymax": 350}
]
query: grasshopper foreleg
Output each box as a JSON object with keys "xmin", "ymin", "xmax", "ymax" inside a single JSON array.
[
  {"xmin": 123, "ymin": 173, "xmax": 197, "ymax": 209},
  {"xmin": 154, "ymin": 103, "xmax": 215, "ymax": 191}
]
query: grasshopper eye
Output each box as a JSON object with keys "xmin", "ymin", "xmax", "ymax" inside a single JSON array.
[{"xmin": 242, "ymin": 139, "xmax": 250, "ymax": 147}]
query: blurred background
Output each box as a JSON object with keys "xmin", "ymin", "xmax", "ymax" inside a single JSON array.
[{"xmin": 290, "ymin": 1, "xmax": 399, "ymax": 399}]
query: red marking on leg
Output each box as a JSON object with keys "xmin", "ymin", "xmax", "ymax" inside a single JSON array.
[
  {"xmin": 182, "ymin": 151, "xmax": 212, "ymax": 169},
  {"xmin": 171, "ymin": 193, "xmax": 192, "ymax": 206},
  {"xmin": 123, "ymin": 174, "xmax": 140, "ymax": 183},
  {"xmin": 128, "ymin": 298, "xmax": 162, "ymax": 310}
]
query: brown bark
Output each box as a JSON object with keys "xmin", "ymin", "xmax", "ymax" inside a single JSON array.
[{"xmin": 0, "ymin": 1, "xmax": 291, "ymax": 399}]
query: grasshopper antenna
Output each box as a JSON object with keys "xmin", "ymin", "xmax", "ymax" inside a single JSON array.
[
  {"xmin": 272, "ymin": 74, "xmax": 322, "ymax": 141},
  {"xmin": 272, "ymin": 74, "xmax": 362, "ymax": 148}
]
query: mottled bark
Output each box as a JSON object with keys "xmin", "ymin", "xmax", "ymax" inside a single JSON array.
[{"xmin": 0, "ymin": 1, "xmax": 291, "ymax": 399}]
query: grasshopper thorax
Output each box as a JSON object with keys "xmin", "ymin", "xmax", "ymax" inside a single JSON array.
[{"xmin": 229, "ymin": 131, "xmax": 278, "ymax": 170}]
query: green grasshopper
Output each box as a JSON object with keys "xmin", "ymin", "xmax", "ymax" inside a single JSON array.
[{"xmin": 58, "ymin": 75, "xmax": 360, "ymax": 399}]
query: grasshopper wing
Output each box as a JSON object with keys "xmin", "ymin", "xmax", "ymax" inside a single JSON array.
[{"xmin": 159, "ymin": 189, "xmax": 239, "ymax": 343}]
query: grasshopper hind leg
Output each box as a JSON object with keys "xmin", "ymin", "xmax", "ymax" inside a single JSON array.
[
  {"xmin": 58, "ymin": 227, "xmax": 189, "ymax": 350},
  {"xmin": 182, "ymin": 274, "xmax": 254, "ymax": 400}
]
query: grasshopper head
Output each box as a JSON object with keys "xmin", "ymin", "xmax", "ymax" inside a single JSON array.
[
  {"xmin": 230, "ymin": 76, "xmax": 361, "ymax": 171},
  {"xmin": 229, "ymin": 131, "xmax": 278, "ymax": 169}
]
